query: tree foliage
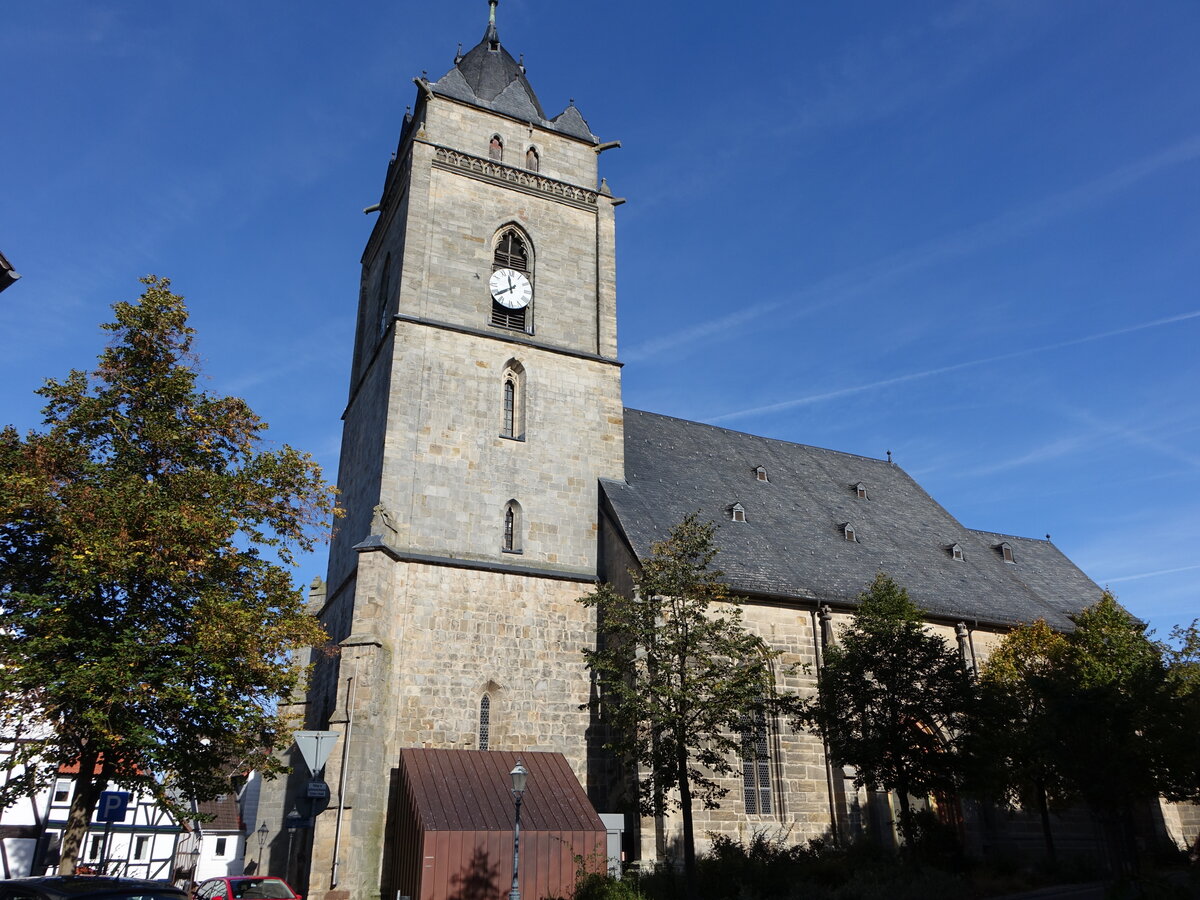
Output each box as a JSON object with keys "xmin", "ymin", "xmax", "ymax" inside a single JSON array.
[
  {"xmin": 1162, "ymin": 618, "xmax": 1200, "ymax": 856},
  {"xmin": 963, "ymin": 598, "xmax": 1200, "ymax": 872},
  {"xmin": 0, "ymin": 277, "xmax": 336, "ymax": 872},
  {"xmin": 1056, "ymin": 593, "xmax": 1165, "ymax": 815},
  {"xmin": 800, "ymin": 574, "xmax": 974, "ymax": 852},
  {"xmin": 579, "ymin": 514, "xmax": 792, "ymax": 897},
  {"xmin": 967, "ymin": 619, "xmax": 1071, "ymax": 861}
]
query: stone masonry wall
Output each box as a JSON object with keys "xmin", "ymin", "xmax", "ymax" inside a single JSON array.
[
  {"xmin": 423, "ymin": 98, "xmax": 600, "ymax": 190},
  {"xmin": 379, "ymin": 321, "xmax": 624, "ymax": 572},
  {"xmin": 305, "ymin": 556, "xmax": 599, "ymax": 900}
]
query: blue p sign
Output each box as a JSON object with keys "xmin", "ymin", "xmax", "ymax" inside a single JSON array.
[{"xmin": 96, "ymin": 791, "xmax": 130, "ymax": 823}]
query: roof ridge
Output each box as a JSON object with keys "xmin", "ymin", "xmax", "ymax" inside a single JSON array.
[{"xmin": 623, "ymin": 407, "xmax": 892, "ymax": 466}]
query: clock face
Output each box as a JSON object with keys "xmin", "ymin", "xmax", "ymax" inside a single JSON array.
[{"xmin": 489, "ymin": 268, "xmax": 532, "ymax": 310}]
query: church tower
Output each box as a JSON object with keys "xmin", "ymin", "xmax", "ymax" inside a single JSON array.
[{"xmin": 303, "ymin": 5, "xmax": 624, "ymax": 899}]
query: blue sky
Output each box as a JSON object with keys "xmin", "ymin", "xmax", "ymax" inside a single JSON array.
[{"xmin": 3, "ymin": 1, "xmax": 1198, "ymax": 639}]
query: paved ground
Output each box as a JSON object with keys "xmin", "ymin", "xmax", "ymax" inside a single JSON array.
[
  {"xmin": 993, "ymin": 885, "xmax": 1107, "ymax": 900},
  {"xmin": 993, "ymin": 876, "xmax": 1200, "ymax": 899}
]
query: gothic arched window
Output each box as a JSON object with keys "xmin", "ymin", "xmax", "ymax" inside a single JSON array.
[
  {"xmin": 489, "ymin": 135, "xmax": 503, "ymax": 161},
  {"xmin": 491, "ymin": 228, "xmax": 532, "ymax": 332},
  {"xmin": 503, "ymin": 378, "xmax": 515, "ymax": 436},
  {"xmin": 525, "ymin": 147, "xmax": 539, "ymax": 172},
  {"xmin": 500, "ymin": 361, "xmax": 525, "ymax": 439},
  {"xmin": 742, "ymin": 703, "xmax": 773, "ymax": 815},
  {"xmin": 377, "ymin": 253, "xmax": 392, "ymax": 337},
  {"xmin": 479, "ymin": 694, "xmax": 491, "ymax": 751},
  {"xmin": 503, "ymin": 500, "xmax": 522, "ymax": 553}
]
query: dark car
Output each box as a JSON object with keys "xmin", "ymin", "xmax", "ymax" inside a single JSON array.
[
  {"xmin": 193, "ymin": 879, "xmax": 299, "ymax": 900},
  {"xmin": 0, "ymin": 877, "xmax": 186, "ymax": 900}
]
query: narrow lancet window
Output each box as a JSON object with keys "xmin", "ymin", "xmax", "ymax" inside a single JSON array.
[
  {"xmin": 479, "ymin": 694, "xmax": 491, "ymax": 751},
  {"xmin": 503, "ymin": 377, "xmax": 516, "ymax": 437},
  {"xmin": 502, "ymin": 501, "xmax": 522, "ymax": 553}
]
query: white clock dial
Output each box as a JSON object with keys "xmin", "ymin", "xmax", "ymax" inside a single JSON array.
[{"xmin": 489, "ymin": 268, "xmax": 532, "ymax": 310}]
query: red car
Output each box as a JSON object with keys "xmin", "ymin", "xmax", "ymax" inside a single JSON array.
[{"xmin": 194, "ymin": 879, "xmax": 300, "ymax": 900}]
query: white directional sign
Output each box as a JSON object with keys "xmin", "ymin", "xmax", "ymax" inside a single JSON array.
[{"xmin": 294, "ymin": 730, "xmax": 339, "ymax": 777}]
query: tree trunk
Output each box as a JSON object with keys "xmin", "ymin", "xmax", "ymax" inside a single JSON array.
[
  {"xmin": 1034, "ymin": 779, "xmax": 1056, "ymax": 865},
  {"xmin": 58, "ymin": 748, "xmax": 106, "ymax": 875},
  {"xmin": 895, "ymin": 780, "xmax": 916, "ymax": 859},
  {"xmin": 676, "ymin": 742, "xmax": 697, "ymax": 900}
]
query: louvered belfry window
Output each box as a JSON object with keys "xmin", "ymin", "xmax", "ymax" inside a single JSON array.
[
  {"xmin": 742, "ymin": 706, "xmax": 773, "ymax": 815},
  {"xmin": 491, "ymin": 231, "xmax": 530, "ymax": 331}
]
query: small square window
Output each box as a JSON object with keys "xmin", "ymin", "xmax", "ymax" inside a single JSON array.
[
  {"xmin": 215, "ymin": 837, "xmax": 227, "ymax": 857},
  {"xmin": 53, "ymin": 779, "xmax": 72, "ymax": 804}
]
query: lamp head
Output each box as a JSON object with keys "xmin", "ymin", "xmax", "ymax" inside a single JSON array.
[{"xmin": 509, "ymin": 761, "xmax": 528, "ymax": 796}]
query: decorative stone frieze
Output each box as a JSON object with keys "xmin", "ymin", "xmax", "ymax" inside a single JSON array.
[{"xmin": 430, "ymin": 145, "xmax": 600, "ymax": 208}]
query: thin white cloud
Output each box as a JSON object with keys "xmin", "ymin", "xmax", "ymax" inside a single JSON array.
[
  {"xmin": 1104, "ymin": 564, "xmax": 1200, "ymax": 585},
  {"xmin": 624, "ymin": 134, "xmax": 1200, "ymax": 364},
  {"xmin": 707, "ymin": 309, "xmax": 1200, "ymax": 424}
]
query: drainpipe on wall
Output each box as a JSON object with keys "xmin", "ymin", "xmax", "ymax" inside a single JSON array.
[{"xmin": 811, "ymin": 606, "xmax": 841, "ymax": 845}]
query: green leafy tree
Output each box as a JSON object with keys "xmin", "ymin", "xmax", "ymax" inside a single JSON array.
[
  {"xmin": 1162, "ymin": 619, "xmax": 1200, "ymax": 858},
  {"xmin": 578, "ymin": 515, "xmax": 791, "ymax": 899},
  {"xmin": 1053, "ymin": 592, "xmax": 1167, "ymax": 874},
  {"xmin": 800, "ymin": 574, "xmax": 974, "ymax": 853},
  {"xmin": 0, "ymin": 277, "xmax": 335, "ymax": 873},
  {"xmin": 968, "ymin": 619, "xmax": 1071, "ymax": 862}
]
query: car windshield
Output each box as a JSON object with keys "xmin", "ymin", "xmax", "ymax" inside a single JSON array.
[{"xmin": 227, "ymin": 881, "xmax": 293, "ymax": 900}]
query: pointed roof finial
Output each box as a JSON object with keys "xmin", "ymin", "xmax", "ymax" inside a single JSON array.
[{"xmin": 486, "ymin": 0, "xmax": 499, "ymax": 45}]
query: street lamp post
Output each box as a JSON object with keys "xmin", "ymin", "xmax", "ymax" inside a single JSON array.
[
  {"xmin": 284, "ymin": 807, "xmax": 302, "ymax": 885},
  {"xmin": 508, "ymin": 761, "xmax": 528, "ymax": 900},
  {"xmin": 256, "ymin": 822, "xmax": 269, "ymax": 873}
]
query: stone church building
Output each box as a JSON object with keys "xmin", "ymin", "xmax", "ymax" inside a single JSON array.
[{"xmin": 254, "ymin": 6, "xmax": 1185, "ymax": 900}]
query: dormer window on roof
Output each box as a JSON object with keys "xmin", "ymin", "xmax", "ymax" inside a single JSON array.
[
  {"xmin": 997, "ymin": 542, "xmax": 1015, "ymax": 564},
  {"xmin": 842, "ymin": 523, "xmax": 857, "ymax": 542},
  {"xmin": 730, "ymin": 502, "xmax": 746, "ymax": 523},
  {"xmin": 949, "ymin": 543, "xmax": 964, "ymax": 561},
  {"xmin": 754, "ymin": 466, "xmax": 768, "ymax": 482},
  {"xmin": 854, "ymin": 482, "xmax": 868, "ymax": 499}
]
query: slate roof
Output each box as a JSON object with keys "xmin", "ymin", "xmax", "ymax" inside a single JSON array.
[
  {"xmin": 601, "ymin": 409, "xmax": 1103, "ymax": 630},
  {"xmin": 0, "ymin": 251, "xmax": 18, "ymax": 294},
  {"xmin": 428, "ymin": 22, "xmax": 597, "ymax": 143}
]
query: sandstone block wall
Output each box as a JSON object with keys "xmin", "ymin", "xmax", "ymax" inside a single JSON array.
[{"xmin": 379, "ymin": 322, "xmax": 624, "ymax": 572}]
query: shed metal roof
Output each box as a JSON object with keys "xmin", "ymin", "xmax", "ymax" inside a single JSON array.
[{"xmin": 398, "ymin": 749, "xmax": 603, "ymax": 833}]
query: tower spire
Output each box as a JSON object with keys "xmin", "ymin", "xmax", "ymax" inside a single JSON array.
[{"xmin": 486, "ymin": 0, "xmax": 499, "ymax": 46}]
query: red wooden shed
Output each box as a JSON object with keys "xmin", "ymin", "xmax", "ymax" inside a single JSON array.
[{"xmin": 389, "ymin": 749, "xmax": 606, "ymax": 900}]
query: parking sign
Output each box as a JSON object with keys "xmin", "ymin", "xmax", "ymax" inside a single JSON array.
[{"xmin": 96, "ymin": 791, "xmax": 131, "ymax": 823}]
